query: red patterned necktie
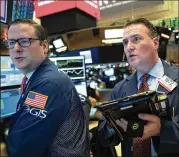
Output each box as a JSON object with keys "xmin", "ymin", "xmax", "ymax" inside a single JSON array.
[
  {"xmin": 20, "ymin": 75, "xmax": 28, "ymax": 94},
  {"xmin": 133, "ymin": 73, "xmax": 151, "ymax": 157}
]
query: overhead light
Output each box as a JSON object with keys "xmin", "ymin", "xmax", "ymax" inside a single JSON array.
[
  {"xmin": 104, "ymin": 29, "xmax": 124, "ymax": 39},
  {"xmin": 49, "ymin": 45, "xmax": 53, "ymax": 49},
  {"xmin": 102, "ymin": 38, "xmax": 123, "ymax": 44},
  {"xmin": 161, "ymin": 33, "xmax": 170, "ymax": 39}
]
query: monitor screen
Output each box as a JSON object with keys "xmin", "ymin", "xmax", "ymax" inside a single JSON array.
[
  {"xmin": 1, "ymin": 56, "xmax": 24, "ymax": 87},
  {"xmin": 57, "ymin": 47, "xmax": 99, "ymax": 65},
  {"xmin": 86, "ymin": 62, "xmax": 130, "ymax": 88},
  {"xmin": 98, "ymin": 44, "xmax": 124, "ymax": 63},
  {"xmin": 104, "ymin": 68, "xmax": 114, "ymax": 76},
  {"xmin": 1, "ymin": 88, "xmax": 20, "ymax": 118},
  {"xmin": 73, "ymin": 80, "xmax": 87, "ymax": 97},
  {"xmin": 11, "ymin": 0, "xmax": 34, "ymax": 21},
  {"xmin": 0, "ymin": 0, "xmax": 7, "ymax": 23},
  {"xmin": 53, "ymin": 38, "xmax": 64, "ymax": 48},
  {"xmin": 104, "ymin": 29, "xmax": 124, "ymax": 39},
  {"xmin": 49, "ymin": 56, "xmax": 85, "ymax": 80},
  {"xmin": 79, "ymin": 50, "xmax": 92, "ymax": 64}
]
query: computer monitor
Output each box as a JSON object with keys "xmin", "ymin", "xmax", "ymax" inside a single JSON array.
[
  {"xmin": 49, "ymin": 56, "xmax": 85, "ymax": 80},
  {"xmin": 73, "ymin": 80, "xmax": 87, "ymax": 97},
  {"xmin": 1, "ymin": 88, "xmax": 20, "ymax": 118},
  {"xmin": 1, "ymin": 56, "xmax": 24, "ymax": 87},
  {"xmin": 79, "ymin": 50, "xmax": 92, "ymax": 64},
  {"xmin": 53, "ymin": 38, "xmax": 64, "ymax": 48},
  {"xmin": 104, "ymin": 68, "xmax": 114, "ymax": 76},
  {"xmin": 86, "ymin": 62, "xmax": 130, "ymax": 88}
]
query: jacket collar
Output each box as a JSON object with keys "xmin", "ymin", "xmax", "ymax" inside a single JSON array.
[
  {"xmin": 162, "ymin": 60, "xmax": 178, "ymax": 81},
  {"xmin": 27, "ymin": 58, "xmax": 52, "ymax": 84}
]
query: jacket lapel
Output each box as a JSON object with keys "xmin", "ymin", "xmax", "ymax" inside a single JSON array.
[{"xmin": 122, "ymin": 73, "xmax": 138, "ymax": 97}]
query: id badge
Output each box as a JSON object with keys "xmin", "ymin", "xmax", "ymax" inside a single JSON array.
[{"xmin": 158, "ymin": 75, "xmax": 178, "ymax": 92}]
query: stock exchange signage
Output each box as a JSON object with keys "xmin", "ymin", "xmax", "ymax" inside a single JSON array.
[
  {"xmin": 99, "ymin": 0, "xmax": 164, "ymax": 18},
  {"xmin": 34, "ymin": 0, "xmax": 100, "ymax": 19}
]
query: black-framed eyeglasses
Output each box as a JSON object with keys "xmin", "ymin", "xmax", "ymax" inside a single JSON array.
[{"xmin": 7, "ymin": 38, "xmax": 41, "ymax": 49}]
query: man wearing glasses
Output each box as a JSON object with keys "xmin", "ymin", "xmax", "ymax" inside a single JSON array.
[{"xmin": 4, "ymin": 19, "xmax": 89, "ymax": 157}]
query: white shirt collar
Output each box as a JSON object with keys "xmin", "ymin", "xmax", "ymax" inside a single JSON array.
[
  {"xmin": 137, "ymin": 58, "xmax": 164, "ymax": 81},
  {"xmin": 26, "ymin": 70, "xmax": 35, "ymax": 80}
]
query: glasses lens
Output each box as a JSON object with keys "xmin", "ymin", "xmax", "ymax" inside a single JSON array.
[
  {"xmin": 19, "ymin": 38, "xmax": 30, "ymax": 47},
  {"xmin": 7, "ymin": 40, "xmax": 16, "ymax": 49}
]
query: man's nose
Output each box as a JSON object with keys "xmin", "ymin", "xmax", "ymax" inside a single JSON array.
[
  {"xmin": 14, "ymin": 42, "xmax": 23, "ymax": 51},
  {"xmin": 126, "ymin": 41, "xmax": 135, "ymax": 52}
]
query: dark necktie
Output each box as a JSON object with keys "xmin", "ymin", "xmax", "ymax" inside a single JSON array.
[
  {"xmin": 133, "ymin": 73, "xmax": 151, "ymax": 157},
  {"xmin": 20, "ymin": 75, "xmax": 28, "ymax": 94}
]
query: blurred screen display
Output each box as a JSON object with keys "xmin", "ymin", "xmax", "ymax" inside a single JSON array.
[
  {"xmin": 73, "ymin": 80, "xmax": 87, "ymax": 97},
  {"xmin": 86, "ymin": 62, "xmax": 131, "ymax": 88},
  {"xmin": 0, "ymin": 0, "xmax": 7, "ymax": 23},
  {"xmin": 12, "ymin": 0, "xmax": 34, "ymax": 21},
  {"xmin": 53, "ymin": 38, "xmax": 64, "ymax": 48},
  {"xmin": 79, "ymin": 50, "xmax": 92, "ymax": 64},
  {"xmin": 1, "ymin": 56, "xmax": 23, "ymax": 87},
  {"xmin": 104, "ymin": 29, "xmax": 124, "ymax": 39},
  {"xmin": 49, "ymin": 56, "xmax": 85, "ymax": 80},
  {"xmin": 1, "ymin": 88, "xmax": 20, "ymax": 118},
  {"xmin": 104, "ymin": 68, "xmax": 114, "ymax": 76}
]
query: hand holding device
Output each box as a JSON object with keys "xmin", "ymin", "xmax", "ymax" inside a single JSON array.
[{"xmin": 97, "ymin": 91, "xmax": 170, "ymax": 140}]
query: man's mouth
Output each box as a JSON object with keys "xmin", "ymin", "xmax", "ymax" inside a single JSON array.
[
  {"xmin": 15, "ymin": 57, "xmax": 25, "ymax": 61},
  {"xmin": 129, "ymin": 54, "xmax": 136, "ymax": 58}
]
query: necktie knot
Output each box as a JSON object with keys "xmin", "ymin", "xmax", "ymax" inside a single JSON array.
[
  {"xmin": 20, "ymin": 75, "xmax": 28, "ymax": 94},
  {"xmin": 141, "ymin": 73, "xmax": 149, "ymax": 82}
]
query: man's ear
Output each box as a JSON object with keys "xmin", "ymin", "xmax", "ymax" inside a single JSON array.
[
  {"xmin": 42, "ymin": 40, "xmax": 49, "ymax": 55},
  {"xmin": 153, "ymin": 37, "xmax": 159, "ymax": 50}
]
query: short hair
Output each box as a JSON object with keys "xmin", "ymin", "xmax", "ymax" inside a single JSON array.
[
  {"xmin": 8, "ymin": 19, "xmax": 48, "ymax": 41},
  {"xmin": 124, "ymin": 18, "xmax": 158, "ymax": 38}
]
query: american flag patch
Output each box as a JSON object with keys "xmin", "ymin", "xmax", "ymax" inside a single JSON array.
[{"xmin": 25, "ymin": 91, "xmax": 48, "ymax": 109}]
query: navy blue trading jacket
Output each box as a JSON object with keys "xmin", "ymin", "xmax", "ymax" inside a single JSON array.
[
  {"xmin": 98, "ymin": 61, "xmax": 179, "ymax": 157},
  {"xmin": 6, "ymin": 58, "xmax": 90, "ymax": 157}
]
